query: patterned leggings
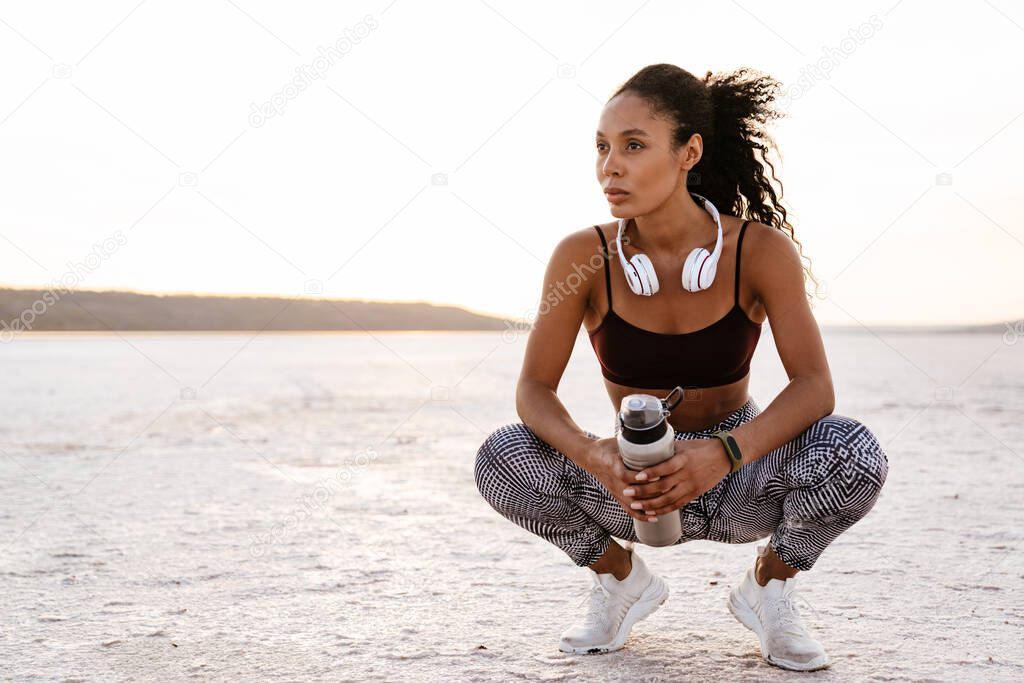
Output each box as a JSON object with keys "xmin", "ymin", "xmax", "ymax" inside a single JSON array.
[{"xmin": 474, "ymin": 397, "xmax": 889, "ymax": 571}]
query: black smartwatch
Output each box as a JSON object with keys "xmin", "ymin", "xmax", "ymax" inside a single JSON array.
[{"xmin": 713, "ymin": 430, "xmax": 743, "ymax": 473}]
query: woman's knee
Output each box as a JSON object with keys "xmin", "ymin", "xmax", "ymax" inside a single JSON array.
[
  {"xmin": 815, "ymin": 413, "xmax": 889, "ymax": 497},
  {"xmin": 474, "ymin": 422, "xmax": 547, "ymax": 506}
]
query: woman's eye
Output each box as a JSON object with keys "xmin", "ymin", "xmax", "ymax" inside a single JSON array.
[{"xmin": 596, "ymin": 142, "xmax": 643, "ymax": 151}]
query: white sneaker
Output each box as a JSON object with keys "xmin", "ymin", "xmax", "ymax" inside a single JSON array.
[
  {"xmin": 558, "ymin": 548, "xmax": 670, "ymax": 654},
  {"xmin": 727, "ymin": 546, "xmax": 830, "ymax": 671}
]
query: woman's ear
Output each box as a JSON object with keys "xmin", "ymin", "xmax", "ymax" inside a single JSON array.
[{"xmin": 680, "ymin": 133, "xmax": 703, "ymax": 171}]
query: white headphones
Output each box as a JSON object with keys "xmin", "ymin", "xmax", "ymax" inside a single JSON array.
[{"xmin": 615, "ymin": 192, "xmax": 724, "ymax": 296}]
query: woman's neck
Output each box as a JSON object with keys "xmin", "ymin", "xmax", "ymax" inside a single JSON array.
[{"xmin": 628, "ymin": 193, "xmax": 718, "ymax": 255}]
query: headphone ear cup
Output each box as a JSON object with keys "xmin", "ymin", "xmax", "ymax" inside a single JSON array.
[
  {"xmin": 623, "ymin": 264, "xmax": 643, "ymax": 295},
  {"xmin": 685, "ymin": 248, "xmax": 720, "ymax": 291},
  {"xmin": 631, "ymin": 253, "xmax": 659, "ymax": 295},
  {"xmin": 697, "ymin": 258, "xmax": 718, "ymax": 291},
  {"xmin": 682, "ymin": 248, "xmax": 705, "ymax": 292}
]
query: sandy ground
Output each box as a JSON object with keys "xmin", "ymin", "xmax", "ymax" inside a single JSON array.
[{"xmin": 2, "ymin": 331, "xmax": 1022, "ymax": 680}]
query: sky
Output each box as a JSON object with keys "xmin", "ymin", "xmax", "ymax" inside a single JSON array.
[{"xmin": 1, "ymin": 0, "xmax": 1021, "ymax": 327}]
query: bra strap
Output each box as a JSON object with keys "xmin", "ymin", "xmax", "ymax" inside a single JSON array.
[
  {"xmin": 735, "ymin": 220, "xmax": 752, "ymax": 307},
  {"xmin": 593, "ymin": 225, "xmax": 613, "ymax": 310}
]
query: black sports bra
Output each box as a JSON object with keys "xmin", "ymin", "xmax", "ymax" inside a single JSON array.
[{"xmin": 587, "ymin": 221, "xmax": 763, "ymax": 390}]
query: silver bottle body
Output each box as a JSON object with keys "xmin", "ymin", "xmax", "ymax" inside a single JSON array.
[{"xmin": 617, "ymin": 395, "xmax": 683, "ymax": 547}]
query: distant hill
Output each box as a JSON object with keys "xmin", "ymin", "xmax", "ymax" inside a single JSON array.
[
  {"xmin": 0, "ymin": 287, "xmax": 1016, "ymax": 335},
  {"xmin": 0, "ymin": 288, "xmax": 517, "ymax": 333}
]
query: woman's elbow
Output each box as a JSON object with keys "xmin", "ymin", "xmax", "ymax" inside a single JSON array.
[
  {"xmin": 515, "ymin": 379, "xmax": 539, "ymax": 420},
  {"xmin": 818, "ymin": 375, "xmax": 836, "ymax": 416},
  {"xmin": 516, "ymin": 378, "xmax": 557, "ymax": 422}
]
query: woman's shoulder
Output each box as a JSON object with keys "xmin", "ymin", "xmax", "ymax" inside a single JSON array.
[
  {"xmin": 739, "ymin": 219, "xmax": 800, "ymax": 261},
  {"xmin": 738, "ymin": 219, "xmax": 805, "ymax": 295},
  {"xmin": 551, "ymin": 223, "xmax": 616, "ymax": 262}
]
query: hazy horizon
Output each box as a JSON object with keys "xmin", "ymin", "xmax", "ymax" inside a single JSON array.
[{"xmin": 0, "ymin": 284, "xmax": 1019, "ymax": 330}]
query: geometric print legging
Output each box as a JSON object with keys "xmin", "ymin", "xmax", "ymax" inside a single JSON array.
[{"xmin": 474, "ymin": 397, "xmax": 889, "ymax": 571}]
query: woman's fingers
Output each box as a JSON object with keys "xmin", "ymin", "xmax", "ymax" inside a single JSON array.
[
  {"xmin": 615, "ymin": 461, "xmax": 690, "ymax": 520},
  {"xmin": 622, "ymin": 479, "xmax": 672, "ymax": 500},
  {"xmin": 621, "ymin": 499, "xmax": 649, "ymax": 521},
  {"xmin": 635, "ymin": 485, "xmax": 694, "ymax": 516},
  {"xmin": 634, "ymin": 451, "xmax": 688, "ymax": 482}
]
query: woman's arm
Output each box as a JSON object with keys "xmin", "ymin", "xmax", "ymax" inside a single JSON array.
[
  {"xmin": 728, "ymin": 224, "xmax": 836, "ymax": 465},
  {"xmin": 516, "ymin": 381, "xmax": 595, "ymax": 466},
  {"xmin": 515, "ymin": 229, "xmax": 602, "ymax": 469}
]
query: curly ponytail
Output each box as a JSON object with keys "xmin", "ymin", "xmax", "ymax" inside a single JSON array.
[{"xmin": 611, "ymin": 64, "xmax": 820, "ymax": 299}]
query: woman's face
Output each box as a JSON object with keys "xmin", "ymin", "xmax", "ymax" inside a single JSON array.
[{"xmin": 595, "ymin": 93, "xmax": 701, "ymax": 217}]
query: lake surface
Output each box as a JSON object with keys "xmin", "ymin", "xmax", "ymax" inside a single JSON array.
[{"xmin": 2, "ymin": 330, "xmax": 1022, "ymax": 680}]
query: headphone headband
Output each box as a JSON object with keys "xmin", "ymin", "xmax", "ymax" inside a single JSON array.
[
  {"xmin": 688, "ymin": 192, "xmax": 723, "ymax": 261},
  {"xmin": 614, "ymin": 192, "xmax": 724, "ymax": 295}
]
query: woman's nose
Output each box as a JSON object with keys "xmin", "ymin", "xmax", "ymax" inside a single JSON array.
[{"xmin": 602, "ymin": 156, "xmax": 621, "ymax": 176}]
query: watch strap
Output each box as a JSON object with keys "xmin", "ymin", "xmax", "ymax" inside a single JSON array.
[{"xmin": 713, "ymin": 430, "xmax": 743, "ymax": 473}]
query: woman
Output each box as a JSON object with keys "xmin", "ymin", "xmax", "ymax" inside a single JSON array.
[{"xmin": 473, "ymin": 64, "xmax": 888, "ymax": 672}]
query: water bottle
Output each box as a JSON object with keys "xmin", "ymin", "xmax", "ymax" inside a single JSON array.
[{"xmin": 616, "ymin": 386, "xmax": 685, "ymax": 547}]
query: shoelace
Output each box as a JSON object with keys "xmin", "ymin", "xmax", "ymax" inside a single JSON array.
[
  {"xmin": 766, "ymin": 592, "xmax": 807, "ymax": 633},
  {"xmin": 575, "ymin": 583, "xmax": 610, "ymax": 625}
]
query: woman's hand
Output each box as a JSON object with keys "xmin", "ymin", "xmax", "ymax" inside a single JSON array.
[
  {"xmin": 622, "ymin": 438, "xmax": 732, "ymax": 520},
  {"xmin": 583, "ymin": 437, "xmax": 659, "ymax": 523}
]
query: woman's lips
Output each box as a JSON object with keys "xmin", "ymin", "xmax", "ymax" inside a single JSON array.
[{"xmin": 605, "ymin": 191, "xmax": 630, "ymax": 204}]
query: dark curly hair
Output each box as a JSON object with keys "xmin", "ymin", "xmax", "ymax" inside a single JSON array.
[{"xmin": 610, "ymin": 64, "xmax": 820, "ymax": 300}]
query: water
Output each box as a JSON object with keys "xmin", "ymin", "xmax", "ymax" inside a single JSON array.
[{"xmin": 2, "ymin": 330, "xmax": 1022, "ymax": 680}]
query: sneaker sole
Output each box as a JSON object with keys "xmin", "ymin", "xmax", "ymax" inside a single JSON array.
[
  {"xmin": 727, "ymin": 587, "xmax": 830, "ymax": 672},
  {"xmin": 558, "ymin": 574, "xmax": 670, "ymax": 655}
]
